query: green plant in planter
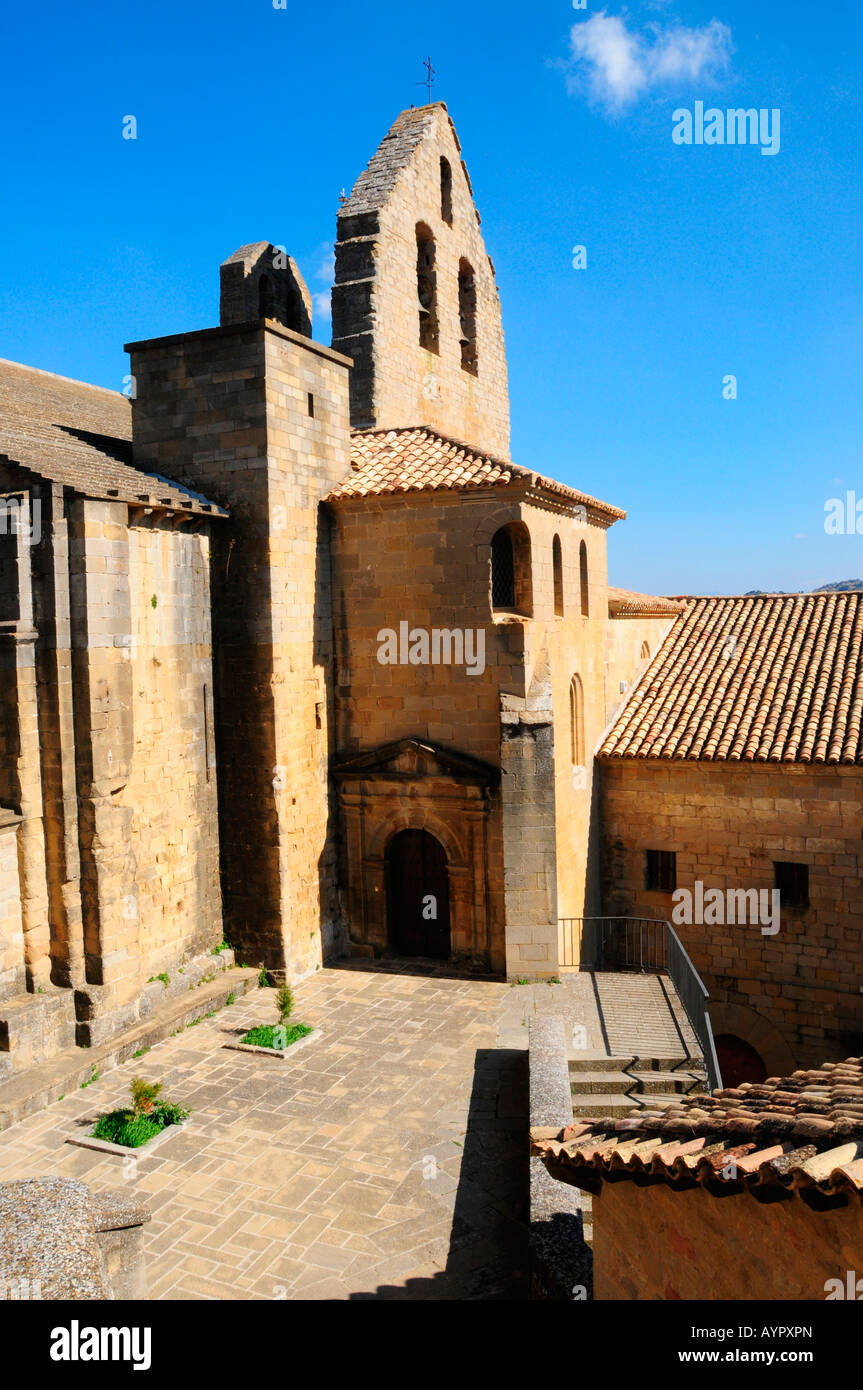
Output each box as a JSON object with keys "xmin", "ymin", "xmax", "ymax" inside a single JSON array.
[
  {"xmin": 240, "ymin": 1022, "xmax": 313, "ymax": 1050},
  {"xmin": 239, "ymin": 981, "xmax": 312, "ymax": 1051},
  {"xmin": 89, "ymin": 1076, "xmax": 189, "ymax": 1149}
]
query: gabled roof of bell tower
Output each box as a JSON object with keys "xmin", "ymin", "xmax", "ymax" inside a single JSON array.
[
  {"xmin": 332, "ymin": 104, "xmax": 510, "ymax": 460},
  {"xmin": 340, "ymin": 104, "xmax": 467, "ymax": 220}
]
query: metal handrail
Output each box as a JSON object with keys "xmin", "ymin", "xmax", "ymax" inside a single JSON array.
[{"xmin": 558, "ymin": 916, "xmax": 722, "ymax": 1093}]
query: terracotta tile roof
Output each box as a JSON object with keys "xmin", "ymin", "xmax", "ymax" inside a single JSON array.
[
  {"xmin": 329, "ymin": 426, "xmax": 626, "ymax": 518},
  {"xmin": 0, "ymin": 358, "xmax": 228, "ymax": 515},
  {"xmin": 608, "ymin": 587, "xmax": 686, "ymax": 618},
  {"xmin": 600, "ymin": 592, "xmax": 863, "ymax": 764},
  {"xmin": 532, "ymin": 1057, "xmax": 863, "ymax": 1201}
]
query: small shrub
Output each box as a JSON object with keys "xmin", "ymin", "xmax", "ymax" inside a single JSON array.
[
  {"xmin": 130, "ymin": 1077, "xmax": 162, "ymax": 1115},
  {"xmin": 89, "ymin": 1077, "xmax": 189, "ymax": 1149},
  {"xmin": 226, "ymin": 991, "xmax": 236, "ymax": 1006},
  {"xmin": 258, "ymin": 967, "xmax": 270, "ymax": 988},
  {"xmin": 276, "ymin": 984, "xmax": 294, "ymax": 1024}
]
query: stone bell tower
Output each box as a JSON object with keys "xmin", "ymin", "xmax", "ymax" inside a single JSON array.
[{"xmin": 332, "ymin": 103, "xmax": 510, "ymax": 460}]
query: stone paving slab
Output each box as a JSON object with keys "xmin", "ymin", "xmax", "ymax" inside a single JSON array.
[{"xmin": 0, "ymin": 964, "xmax": 529, "ymax": 1300}]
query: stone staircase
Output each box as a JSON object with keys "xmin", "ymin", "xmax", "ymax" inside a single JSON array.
[
  {"xmin": 569, "ymin": 1053, "xmax": 707, "ymax": 1118},
  {"xmin": 524, "ymin": 970, "xmax": 712, "ymax": 1258}
]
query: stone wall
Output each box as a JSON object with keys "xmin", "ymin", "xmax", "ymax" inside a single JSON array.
[
  {"xmin": 599, "ymin": 758, "xmax": 863, "ymax": 1068},
  {"xmin": 593, "ymin": 1177, "xmax": 863, "ymax": 1300},
  {"xmin": 123, "ymin": 520, "xmax": 221, "ymax": 977},
  {"xmin": 127, "ymin": 319, "xmax": 352, "ymax": 979}
]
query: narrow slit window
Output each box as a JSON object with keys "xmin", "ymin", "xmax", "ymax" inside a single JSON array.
[
  {"xmin": 553, "ymin": 535, "xmax": 564, "ymax": 616},
  {"xmin": 579, "ymin": 540, "xmax": 589, "ymax": 617},
  {"xmin": 570, "ymin": 675, "xmax": 584, "ymax": 766}
]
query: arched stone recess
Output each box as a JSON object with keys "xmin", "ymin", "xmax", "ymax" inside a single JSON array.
[
  {"xmin": 368, "ymin": 808, "xmax": 466, "ymax": 867},
  {"xmin": 471, "ymin": 502, "xmax": 531, "ymax": 562},
  {"xmin": 707, "ymin": 1000, "xmax": 797, "ymax": 1079},
  {"xmin": 332, "ymin": 737, "xmax": 500, "ymax": 969}
]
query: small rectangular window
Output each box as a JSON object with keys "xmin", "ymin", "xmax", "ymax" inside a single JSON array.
[
  {"xmin": 307, "ymin": 392, "xmax": 315, "ymax": 417},
  {"xmin": 645, "ymin": 849, "xmax": 676, "ymax": 892},
  {"xmin": 774, "ymin": 861, "xmax": 808, "ymax": 909}
]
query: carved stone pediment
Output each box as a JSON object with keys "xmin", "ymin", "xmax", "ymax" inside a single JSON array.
[{"xmin": 332, "ymin": 737, "xmax": 499, "ymax": 786}]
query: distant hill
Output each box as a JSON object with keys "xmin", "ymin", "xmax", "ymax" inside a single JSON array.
[{"xmin": 744, "ymin": 581, "xmax": 863, "ymax": 596}]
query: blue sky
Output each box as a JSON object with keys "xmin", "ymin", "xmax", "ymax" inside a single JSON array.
[{"xmin": 1, "ymin": 0, "xmax": 861, "ymax": 594}]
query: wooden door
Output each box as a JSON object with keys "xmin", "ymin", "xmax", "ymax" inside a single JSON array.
[{"xmin": 387, "ymin": 829, "xmax": 451, "ymax": 958}]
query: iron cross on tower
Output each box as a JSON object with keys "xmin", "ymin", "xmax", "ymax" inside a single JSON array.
[{"xmin": 418, "ymin": 56, "xmax": 435, "ymax": 103}]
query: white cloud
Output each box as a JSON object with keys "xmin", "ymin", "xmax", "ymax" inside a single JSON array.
[
  {"xmin": 316, "ymin": 241, "xmax": 335, "ymax": 281},
  {"xmin": 566, "ymin": 10, "xmax": 732, "ymax": 110},
  {"xmin": 313, "ymin": 290, "xmax": 332, "ymax": 323}
]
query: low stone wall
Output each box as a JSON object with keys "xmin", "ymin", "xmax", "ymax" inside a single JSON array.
[
  {"xmin": 0, "ymin": 1176, "xmax": 150, "ymax": 1300},
  {"xmin": 528, "ymin": 1015, "xmax": 592, "ymax": 1299}
]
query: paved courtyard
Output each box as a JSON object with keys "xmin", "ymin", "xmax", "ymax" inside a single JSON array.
[{"xmin": 0, "ymin": 964, "xmax": 534, "ymax": 1300}]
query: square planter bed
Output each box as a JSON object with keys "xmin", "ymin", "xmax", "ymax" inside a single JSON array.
[
  {"xmin": 223, "ymin": 1023, "xmax": 321, "ymax": 1059},
  {"xmin": 66, "ymin": 1119, "xmax": 188, "ymax": 1158}
]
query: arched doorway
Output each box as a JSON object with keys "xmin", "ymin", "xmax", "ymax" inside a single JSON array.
[
  {"xmin": 714, "ymin": 1034, "xmax": 768, "ymax": 1088},
  {"xmin": 387, "ymin": 829, "xmax": 451, "ymax": 958}
]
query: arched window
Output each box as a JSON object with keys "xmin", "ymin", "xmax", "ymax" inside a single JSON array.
[
  {"xmin": 570, "ymin": 675, "xmax": 585, "ymax": 766},
  {"xmin": 458, "ymin": 258, "xmax": 478, "ymax": 375},
  {"xmin": 258, "ymin": 274, "xmax": 275, "ymax": 319},
  {"xmin": 552, "ymin": 535, "xmax": 564, "ymax": 616},
  {"xmin": 579, "ymin": 540, "xmax": 589, "ymax": 618},
  {"xmin": 440, "ymin": 157, "xmax": 453, "ymax": 225},
  {"xmin": 640, "ymin": 640, "xmax": 650, "ymax": 660},
  {"xmin": 491, "ymin": 529, "xmax": 515, "ymax": 608},
  {"xmin": 490, "ymin": 522, "xmax": 532, "ymax": 615},
  {"xmin": 416, "ymin": 224, "xmax": 439, "ymax": 353}
]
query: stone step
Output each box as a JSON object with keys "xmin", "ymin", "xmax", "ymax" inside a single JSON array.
[
  {"xmin": 571, "ymin": 1091, "xmax": 685, "ymax": 1118},
  {"xmin": 569, "ymin": 1069, "xmax": 704, "ymax": 1096},
  {"xmin": 0, "ymin": 964, "xmax": 258, "ymax": 1132},
  {"xmin": 0, "ymin": 989, "xmax": 77, "ymax": 1075},
  {"xmin": 568, "ymin": 1052, "xmax": 704, "ymax": 1074}
]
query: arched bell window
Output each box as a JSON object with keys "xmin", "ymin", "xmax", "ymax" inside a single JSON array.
[
  {"xmin": 440, "ymin": 157, "xmax": 453, "ymax": 225},
  {"xmin": 258, "ymin": 274, "xmax": 275, "ymax": 319},
  {"xmin": 416, "ymin": 224, "xmax": 439, "ymax": 353},
  {"xmin": 458, "ymin": 258, "xmax": 478, "ymax": 375}
]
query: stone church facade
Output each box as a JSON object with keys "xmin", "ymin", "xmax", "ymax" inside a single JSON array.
[{"xmin": 0, "ymin": 103, "xmax": 860, "ymax": 1090}]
